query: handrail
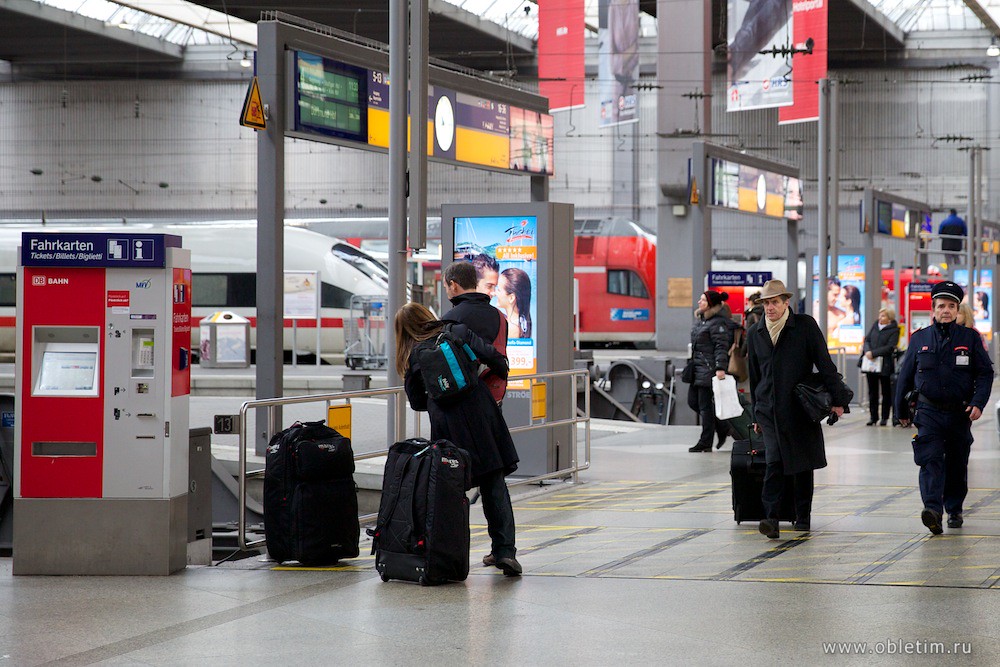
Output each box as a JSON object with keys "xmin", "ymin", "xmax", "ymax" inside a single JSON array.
[{"xmin": 236, "ymin": 368, "xmax": 592, "ymax": 552}]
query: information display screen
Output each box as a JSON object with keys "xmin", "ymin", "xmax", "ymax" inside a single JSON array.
[
  {"xmin": 874, "ymin": 198, "xmax": 926, "ymax": 239},
  {"xmin": 454, "ymin": 216, "xmax": 538, "ymax": 382},
  {"xmin": 709, "ymin": 158, "xmax": 796, "ymax": 219},
  {"xmin": 34, "ymin": 348, "xmax": 99, "ymax": 396},
  {"xmin": 294, "ymin": 51, "xmax": 366, "ymax": 142}
]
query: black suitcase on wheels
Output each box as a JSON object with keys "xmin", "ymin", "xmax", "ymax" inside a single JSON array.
[
  {"xmin": 371, "ymin": 438, "xmax": 472, "ymax": 585},
  {"xmin": 264, "ymin": 421, "xmax": 360, "ymax": 565},
  {"xmin": 730, "ymin": 438, "xmax": 796, "ymax": 524}
]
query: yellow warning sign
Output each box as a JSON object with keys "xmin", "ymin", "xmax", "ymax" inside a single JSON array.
[
  {"xmin": 531, "ymin": 381, "xmax": 547, "ymax": 421},
  {"xmin": 327, "ymin": 404, "xmax": 352, "ymax": 442},
  {"xmin": 689, "ymin": 177, "xmax": 699, "ymax": 205},
  {"xmin": 240, "ymin": 77, "xmax": 266, "ymax": 130}
]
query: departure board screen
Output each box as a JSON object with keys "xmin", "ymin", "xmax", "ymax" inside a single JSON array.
[
  {"xmin": 709, "ymin": 158, "xmax": 793, "ymax": 219},
  {"xmin": 294, "ymin": 51, "xmax": 366, "ymax": 142}
]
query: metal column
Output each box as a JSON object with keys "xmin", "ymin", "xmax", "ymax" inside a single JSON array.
[{"xmin": 817, "ymin": 79, "xmax": 830, "ymax": 334}]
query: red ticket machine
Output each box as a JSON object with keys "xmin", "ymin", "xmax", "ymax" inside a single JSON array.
[{"xmin": 14, "ymin": 232, "xmax": 191, "ymax": 574}]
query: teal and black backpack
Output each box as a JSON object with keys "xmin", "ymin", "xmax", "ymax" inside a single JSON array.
[{"xmin": 415, "ymin": 325, "xmax": 480, "ymax": 403}]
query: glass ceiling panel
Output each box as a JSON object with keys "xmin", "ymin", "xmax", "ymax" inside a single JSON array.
[
  {"xmin": 865, "ymin": 0, "xmax": 985, "ymax": 33},
  {"xmin": 438, "ymin": 0, "xmax": 657, "ymax": 41}
]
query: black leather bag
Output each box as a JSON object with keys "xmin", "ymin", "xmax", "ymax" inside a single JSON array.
[
  {"xmin": 794, "ymin": 372, "xmax": 854, "ymax": 424},
  {"xmin": 681, "ymin": 359, "xmax": 695, "ymax": 384}
]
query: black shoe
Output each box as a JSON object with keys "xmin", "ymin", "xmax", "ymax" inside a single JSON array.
[
  {"xmin": 921, "ymin": 507, "xmax": 944, "ymax": 535},
  {"xmin": 758, "ymin": 519, "xmax": 779, "ymax": 539},
  {"xmin": 947, "ymin": 513, "xmax": 964, "ymax": 529},
  {"xmin": 495, "ymin": 556, "xmax": 522, "ymax": 577},
  {"xmin": 866, "ymin": 419, "xmax": 877, "ymax": 426},
  {"xmin": 482, "ymin": 553, "xmax": 496, "ymax": 567},
  {"xmin": 688, "ymin": 443, "xmax": 712, "ymax": 452},
  {"xmin": 716, "ymin": 433, "xmax": 728, "ymax": 450},
  {"xmin": 793, "ymin": 520, "xmax": 810, "ymax": 531},
  {"xmin": 879, "ymin": 419, "xmax": 888, "ymax": 426}
]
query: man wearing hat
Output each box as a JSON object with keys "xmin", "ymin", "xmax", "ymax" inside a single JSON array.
[
  {"xmin": 747, "ymin": 279, "xmax": 853, "ymax": 539},
  {"xmin": 895, "ymin": 281, "xmax": 993, "ymax": 535}
]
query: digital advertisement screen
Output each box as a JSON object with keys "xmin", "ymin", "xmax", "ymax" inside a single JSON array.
[
  {"xmin": 454, "ymin": 216, "xmax": 538, "ymax": 380},
  {"xmin": 812, "ymin": 254, "xmax": 867, "ymax": 354},
  {"xmin": 509, "ymin": 107, "xmax": 554, "ymax": 175},
  {"xmin": 36, "ymin": 350, "xmax": 99, "ymax": 395},
  {"xmin": 709, "ymin": 158, "xmax": 795, "ymax": 219},
  {"xmin": 952, "ymin": 268, "xmax": 992, "ymax": 341},
  {"xmin": 294, "ymin": 52, "xmax": 366, "ymax": 143}
]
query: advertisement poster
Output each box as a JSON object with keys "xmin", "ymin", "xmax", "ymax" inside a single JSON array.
[
  {"xmin": 283, "ymin": 271, "xmax": 320, "ymax": 319},
  {"xmin": 454, "ymin": 216, "xmax": 538, "ymax": 382},
  {"xmin": 952, "ymin": 269, "xmax": 993, "ymax": 341},
  {"xmin": 598, "ymin": 0, "xmax": 639, "ymax": 127},
  {"xmin": 812, "ymin": 255, "xmax": 866, "ymax": 353},
  {"xmin": 778, "ymin": 0, "xmax": 827, "ymax": 124},
  {"xmin": 539, "ymin": 0, "xmax": 585, "ymax": 112},
  {"xmin": 727, "ymin": 0, "xmax": 794, "ymax": 112}
]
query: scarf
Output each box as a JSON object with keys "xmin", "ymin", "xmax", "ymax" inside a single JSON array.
[{"xmin": 765, "ymin": 308, "xmax": 790, "ymax": 346}]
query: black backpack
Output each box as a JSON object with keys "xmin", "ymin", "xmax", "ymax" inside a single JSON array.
[{"xmin": 415, "ymin": 324, "xmax": 480, "ymax": 402}]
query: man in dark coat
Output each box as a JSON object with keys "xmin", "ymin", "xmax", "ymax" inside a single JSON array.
[
  {"xmin": 938, "ymin": 208, "xmax": 967, "ymax": 267},
  {"xmin": 439, "ymin": 261, "xmax": 518, "ymax": 573},
  {"xmin": 747, "ymin": 280, "xmax": 852, "ymax": 539}
]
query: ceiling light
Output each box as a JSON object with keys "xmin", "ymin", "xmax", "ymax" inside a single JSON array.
[
  {"xmin": 240, "ymin": 52, "xmax": 252, "ymax": 68},
  {"xmin": 989, "ymin": 39, "xmax": 1000, "ymax": 57}
]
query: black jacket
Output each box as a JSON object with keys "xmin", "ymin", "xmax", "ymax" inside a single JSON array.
[
  {"xmin": 690, "ymin": 303, "xmax": 736, "ymax": 387},
  {"xmin": 894, "ymin": 320, "xmax": 993, "ymax": 417},
  {"xmin": 403, "ymin": 322, "xmax": 518, "ymax": 482},
  {"xmin": 747, "ymin": 312, "xmax": 853, "ymax": 474},
  {"xmin": 861, "ymin": 321, "xmax": 900, "ymax": 377},
  {"xmin": 441, "ymin": 292, "xmax": 504, "ymax": 346}
]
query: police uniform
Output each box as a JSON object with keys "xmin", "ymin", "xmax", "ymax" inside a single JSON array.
[{"xmin": 894, "ymin": 281, "xmax": 993, "ymax": 535}]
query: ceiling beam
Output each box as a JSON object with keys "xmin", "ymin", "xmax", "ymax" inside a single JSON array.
[
  {"xmin": 839, "ymin": 0, "xmax": 906, "ymax": 44},
  {"xmin": 964, "ymin": 0, "xmax": 1000, "ymax": 36},
  {"xmin": 428, "ymin": 0, "xmax": 535, "ymax": 52}
]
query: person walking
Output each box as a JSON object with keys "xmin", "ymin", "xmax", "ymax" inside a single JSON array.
[
  {"xmin": 395, "ymin": 302, "xmax": 522, "ymax": 575},
  {"xmin": 747, "ymin": 280, "xmax": 852, "ymax": 538},
  {"xmin": 687, "ymin": 290, "xmax": 736, "ymax": 452},
  {"xmin": 861, "ymin": 308, "xmax": 900, "ymax": 426},
  {"xmin": 938, "ymin": 209, "xmax": 967, "ymax": 268},
  {"xmin": 895, "ymin": 281, "xmax": 993, "ymax": 535}
]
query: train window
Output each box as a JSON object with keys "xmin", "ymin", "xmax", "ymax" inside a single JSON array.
[
  {"xmin": 330, "ymin": 243, "xmax": 389, "ymax": 284},
  {"xmin": 607, "ymin": 269, "xmax": 649, "ymax": 299},
  {"xmin": 192, "ymin": 273, "xmax": 256, "ymax": 307},
  {"xmin": 321, "ymin": 282, "xmax": 354, "ymax": 309},
  {"xmin": 0, "ymin": 273, "xmax": 14, "ymax": 307}
]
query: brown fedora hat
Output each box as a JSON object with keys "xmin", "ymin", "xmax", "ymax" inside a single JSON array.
[{"xmin": 758, "ymin": 279, "xmax": 793, "ymax": 301}]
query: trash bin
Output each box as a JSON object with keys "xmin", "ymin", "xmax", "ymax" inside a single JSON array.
[{"xmin": 199, "ymin": 311, "xmax": 251, "ymax": 368}]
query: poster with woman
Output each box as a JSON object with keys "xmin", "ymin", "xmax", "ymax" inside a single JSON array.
[
  {"xmin": 811, "ymin": 254, "xmax": 866, "ymax": 353},
  {"xmin": 953, "ymin": 268, "xmax": 993, "ymax": 341},
  {"xmin": 454, "ymin": 215, "xmax": 538, "ymax": 380}
]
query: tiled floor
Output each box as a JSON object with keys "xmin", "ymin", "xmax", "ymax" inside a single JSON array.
[{"xmin": 3, "ymin": 406, "xmax": 1000, "ymax": 665}]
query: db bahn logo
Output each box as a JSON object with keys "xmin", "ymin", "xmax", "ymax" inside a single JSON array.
[{"xmin": 32, "ymin": 275, "xmax": 46, "ymax": 286}]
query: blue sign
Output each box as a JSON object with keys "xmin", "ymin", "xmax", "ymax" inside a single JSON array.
[
  {"xmin": 20, "ymin": 233, "xmax": 181, "ymax": 268},
  {"xmin": 707, "ymin": 271, "xmax": 772, "ymax": 287},
  {"xmin": 611, "ymin": 308, "xmax": 650, "ymax": 321},
  {"xmin": 1, "ymin": 411, "xmax": 13, "ymax": 428}
]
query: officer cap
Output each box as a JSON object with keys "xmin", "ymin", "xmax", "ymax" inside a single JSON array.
[{"xmin": 931, "ymin": 281, "xmax": 964, "ymax": 304}]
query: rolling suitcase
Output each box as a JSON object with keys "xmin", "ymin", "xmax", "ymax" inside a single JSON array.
[
  {"xmin": 264, "ymin": 421, "xmax": 360, "ymax": 565},
  {"xmin": 370, "ymin": 438, "xmax": 472, "ymax": 585},
  {"xmin": 730, "ymin": 438, "xmax": 796, "ymax": 525}
]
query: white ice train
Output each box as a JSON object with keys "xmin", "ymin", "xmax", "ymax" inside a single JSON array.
[{"xmin": 0, "ymin": 222, "xmax": 392, "ymax": 361}]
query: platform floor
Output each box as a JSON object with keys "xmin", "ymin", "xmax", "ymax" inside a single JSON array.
[{"xmin": 3, "ymin": 405, "xmax": 1000, "ymax": 665}]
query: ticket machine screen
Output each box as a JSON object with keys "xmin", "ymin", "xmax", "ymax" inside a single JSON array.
[{"xmin": 34, "ymin": 345, "xmax": 99, "ymax": 396}]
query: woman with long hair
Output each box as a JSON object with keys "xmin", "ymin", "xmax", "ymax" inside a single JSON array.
[
  {"xmin": 497, "ymin": 268, "xmax": 532, "ymax": 338},
  {"xmin": 394, "ymin": 302, "xmax": 523, "ymax": 576}
]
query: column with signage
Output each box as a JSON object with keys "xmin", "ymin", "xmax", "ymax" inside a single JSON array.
[
  {"xmin": 14, "ymin": 232, "xmax": 191, "ymax": 575},
  {"xmin": 707, "ymin": 271, "xmax": 773, "ymax": 317},
  {"xmin": 441, "ymin": 203, "xmax": 573, "ymax": 477}
]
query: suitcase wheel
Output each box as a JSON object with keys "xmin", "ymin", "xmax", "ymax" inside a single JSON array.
[
  {"xmin": 380, "ymin": 572, "xmax": 390, "ymax": 582},
  {"xmin": 418, "ymin": 575, "xmax": 429, "ymax": 586}
]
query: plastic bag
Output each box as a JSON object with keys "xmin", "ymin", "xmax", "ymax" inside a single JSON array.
[
  {"xmin": 860, "ymin": 356, "xmax": 882, "ymax": 374},
  {"xmin": 712, "ymin": 375, "xmax": 743, "ymax": 420}
]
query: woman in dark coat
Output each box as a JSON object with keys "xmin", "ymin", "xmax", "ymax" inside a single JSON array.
[
  {"xmin": 747, "ymin": 280, "xmax": 852, "ymax": 536},
  {"xmin": 395, "ymin": 302, "xmax": 522, "ymax": 575},
  {"xmin": 860, "ymin": 307, "xmax": 900, "ymax": 426},
  {"xmin": 687, "ymin": 290, "xmax": 737, "ymax": 452}
]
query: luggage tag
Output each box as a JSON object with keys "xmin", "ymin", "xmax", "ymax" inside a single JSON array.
[{"xmin": 954, "ymin": 346, "xmax": 970, "ymax": 366}]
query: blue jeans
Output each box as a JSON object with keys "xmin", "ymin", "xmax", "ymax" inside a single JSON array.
[
  {"xmin": 478, "ymin": 469, "xmax": 516, "ymax": 559},
  {"xmin": 913, "ymin": 405, "xmax": 973, "ymax": 515}
]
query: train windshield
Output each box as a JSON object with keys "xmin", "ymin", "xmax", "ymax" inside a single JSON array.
[{"xmin": 330, "ymin": 242, "xmax": 390, "ymax": 284}]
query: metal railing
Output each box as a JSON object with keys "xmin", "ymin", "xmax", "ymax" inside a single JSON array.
[{"xmin": 236, "ymin": 368, "xmax": 591, "ymax": 552}]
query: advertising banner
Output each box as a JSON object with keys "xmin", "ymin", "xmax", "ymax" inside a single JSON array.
[
  {"xmin": 778, "ymin": 0, "xmax": 828, "ymax": 124},
  {"xmin": 283, "ymin": 271, "xmax": 320, "ymax": 320},
  {"xmin": 812, "ymin": 254, "xmax": 866, "ymax": 353},
  {"xmin": 727, "ymin": 0, "xmax": 794, "ymax": 112},
  {"xmin": 454, "ymin": 216, "xmax": 538, "ymax": 381},
  {"xmin": 539, "ymin": 0, "xmax": 585, "ymax": 112},
  {"xmin": 953, "ymin": 269, "xmax": 993, "ymax": 341},
  {"xmin": 598, "ymin": 0, "xmax": 639, "ymax": 127}
]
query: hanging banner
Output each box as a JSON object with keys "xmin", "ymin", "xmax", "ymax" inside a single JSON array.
[
  {"xmin": 779, "ymin": 0, "xmax": 828, "ymax": 124},
  {"xmin": 598, "ymin": 0, "xmax": 640, "ymax": 127},
  {"xmin": 539, "ymin": 0, "xmax": 585, "ymax": 112},
  {"xmin": 727, "ymin": 0, "xmax": 794, "ymax": 112}
]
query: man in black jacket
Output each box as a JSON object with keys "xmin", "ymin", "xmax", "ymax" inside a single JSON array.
[
  {"xmin": 440, "ymin": 261, "xmax": 520, "ymax": 575},
  {"xmin": 748, "ymin": 280, "xmax": 851, "ymax": 539}
]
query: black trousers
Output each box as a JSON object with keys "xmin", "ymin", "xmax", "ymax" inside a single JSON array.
[
  {"xmin": 689, "ymin": 384, "xmax": 728, "ymax": 448},
  {"xmin": 866, "ymin": 372, "xmax": 893, "ymax": 421},
  {"xmin": 762, "ymin": 461, "xmax": 814, "ymax": 523}
]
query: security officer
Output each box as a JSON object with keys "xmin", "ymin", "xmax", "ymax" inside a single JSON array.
[{"xmin": 895, "ymin": 281, "xmax": 993, "ymax": 535}]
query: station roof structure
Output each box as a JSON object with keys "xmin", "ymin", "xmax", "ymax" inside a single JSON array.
[{"xmin": 0, "ymin": 0, "xmax": 998, "ymax": 81}]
